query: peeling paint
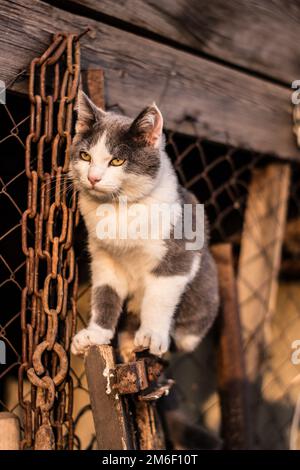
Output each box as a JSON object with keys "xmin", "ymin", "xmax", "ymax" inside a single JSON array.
[{"xmin": 103, "ymin": 362, "xmax": 112, "ymax": 395}]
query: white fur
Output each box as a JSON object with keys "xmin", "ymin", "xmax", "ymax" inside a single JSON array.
[
  {"xmin": 173, "ymin": 333, "xmax": 201, "ymax": 352},
  {"xmin": 91, "ymin": 249, "xmax": 128, "ymax": 300},
  {"xmin": 134, "ymin": 272, "xmax": 190, "ymax": 355},
  {"xmin": 71, "ymin": 322, "xmax": 113, "ymax": 356},
  {"xmin": 90, "ymin": 131, "xmax": 110, "ymax": 161}
]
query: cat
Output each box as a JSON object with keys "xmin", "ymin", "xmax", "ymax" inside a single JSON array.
[{"xmin": 70, "ymin": 90, "xmax": 219, "ymax": 357}]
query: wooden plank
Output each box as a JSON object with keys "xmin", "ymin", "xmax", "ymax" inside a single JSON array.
[
  {"xmin": 66, "ymin": 0, "xmax": 300, "ymax": 85},
  {"xmin": 135, "ymin": 401, "xmax": 165, "ymax": 450},
  {"xmin": 85, "ymin": 345, "xmax": 133, "ymax": 449},
  {"xmin": 211, "ymin": 243, "xmax": 250, "ymax": 450},
  {"xmin": 1, "ymin": 0, "xmax": 298, "ymax": 160},
  {"xmin": 237, "ymin": 164, "xmax": 290, "ymax": 444},
  {"xmin": 0, "ymin": 412, "xmax": 20, "ymax": 450}
]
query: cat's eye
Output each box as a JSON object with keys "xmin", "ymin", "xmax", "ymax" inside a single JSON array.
[
  {"xmin": 80, "ymin": 151, "xmax": 91, "ymax": 162},
  {"xmin": 110, "ymin": 158, "xmax": 126, "ymax": 167}
]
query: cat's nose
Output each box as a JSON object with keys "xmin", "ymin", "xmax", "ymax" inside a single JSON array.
[{"xmin": 88, "ymin": 174, "xmax": 101, "ymax": 186}]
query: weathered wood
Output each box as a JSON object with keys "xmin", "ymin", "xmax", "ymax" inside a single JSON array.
[
  {"xmin": 237, "ymin": 164, "xmax": 290, "ymax": 446},
  {"xmin": 237, "ymin": 164, "xmax": 290, "ymax": 381},
  {"xmin": 66, "ymin": 0, "xmax": 300, "ymax": 85},
  {"xmin": 0, "ymin": 412, "xmax": 20, "ymax": 450},
  {"xmin": 85, "ymin": 345, "xmax": 133, "ymax": 449},
  {"xmin": 1, "ymin": 0, "xmax": 298, "ymax": 160},
  {"xmin": 135, "ymin": 401, "xmax": 165, "ymax": 450},
  {"xmin": 211, "ymin": 243, "xmax": 250, "ymax": 450},
  {"xmin": 82, "ymin": 69, "xmax": 105, "ymax": 110},
  {"xmin": 284, "ymin": 218, "xmax": 300, "ymax": 256}
]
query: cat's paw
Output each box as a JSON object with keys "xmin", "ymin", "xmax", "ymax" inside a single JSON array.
[
  {"xmin": 134, "ymin": 327, "xmax": 169, "ymax": 356},
  {"xmin": 71, "ymin": 325, "xmax": 113, "ymax": 356}
]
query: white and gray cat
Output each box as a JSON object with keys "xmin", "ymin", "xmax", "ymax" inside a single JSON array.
[{"xmin": 71, "ymin": 90, "xmax": 219, "ymax": 357}]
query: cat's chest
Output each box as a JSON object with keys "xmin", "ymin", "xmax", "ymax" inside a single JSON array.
[
  {"xmin": 80, "ymin": 195, "xmax": 170, "ymax": 252},
  {"xmin": 80, "ymin": 195, "xmax": 167, "ymax": 270}
]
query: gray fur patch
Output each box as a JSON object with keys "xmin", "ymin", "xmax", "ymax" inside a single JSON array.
[
  {"xmin": 92, "ymin": 285, "xmax": 122, "ymax": 330},
  {"xmin": 152, "ymin": 188, "xmax": 207, "ymax": 276},
  {"xmin": 172, "ymin": 247, "xmax": 219, "ymax": 347},
  {"xmin": 152, "ymin": 237, "xmax": 195, "ymax": 276}
]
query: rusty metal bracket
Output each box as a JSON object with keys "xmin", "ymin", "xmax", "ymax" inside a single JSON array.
[
  {"xmin": 138, "ymin": 380, "xmax": 174, "ymax": 402},
  {"xmin": 113, "ymin": 351, "xmax": 173, "ymax": 400},
  {"xmin": 85, "ymin": 344, "xmax": 172, "ymax": 449},
  {"xmin": 114, "ymin": 360, "xmax": 148, "ymax": 394}
]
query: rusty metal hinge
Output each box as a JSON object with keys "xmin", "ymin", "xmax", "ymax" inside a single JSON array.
[{"xmin": 112, "ymin": 352, "xmax": 174, "ymax": 400}]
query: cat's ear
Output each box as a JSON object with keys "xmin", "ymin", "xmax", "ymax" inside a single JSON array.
[
  {"xmin": 75, "ymin": 89, "xmax": 105, "ymax": 133},
  {"xmin": 129, "ymin": 103, "xmax": 163, "ymax": 147}
]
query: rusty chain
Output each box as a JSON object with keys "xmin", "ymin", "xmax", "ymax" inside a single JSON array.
[{"xmin": 20, "ymin": 33, "xmax": 80, "ymax": 449}]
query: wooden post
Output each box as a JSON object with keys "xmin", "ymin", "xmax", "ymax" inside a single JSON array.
[
  {"xmin": 237, "ymin": 163, "xmax": 290, "ymax": 443},
  {"xmin": 212, "ymin": 243, "xmax": 250, "ymax": 449},
  {"xmin": 85, "ymin": 345, "xmax": 134, "ymax": 449},
  {"xmin": 0, "ymin": 412, "xmax": 20, "ymax": 450},
  {"xmin": 237, "ymin": 164, "xmax": 290, "ymax": 380},
  {"xmin": 135, "ymin": 401, "xmax": 165, "ymax": 450}
]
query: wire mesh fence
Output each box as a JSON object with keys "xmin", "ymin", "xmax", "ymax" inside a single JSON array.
[
  {"xmin": 1, "ymin": 36, "xmax": 300, "ymax": 450},
  {"xmin": 165, "ymin": 132, "xmax": 300, "ymax": 450},
  {"xmin": 0, "ymin": 94, "xmax": 29, "ymax": 420}
]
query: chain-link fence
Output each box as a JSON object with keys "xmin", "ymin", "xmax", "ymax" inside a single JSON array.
[
  {"xmin": 1, "ymin": 33, "xmax": 300, "ymax": 450},
  {"xmin": 165, "ymin": 132, "xmax": 300, "ymax": 450},
  {"xmin": 0, "ymin": 92, "xmax": 29, "ymax": 423},
  {"xmin": 164, "ymin": 130, "xmax": 300, "ymax": 450}
]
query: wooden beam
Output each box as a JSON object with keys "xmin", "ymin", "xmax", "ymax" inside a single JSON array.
[
  {"xmin": 66, "ymin": 0, "xmax": 300, "ymax": 86},
  {"xmin": 1, "ymin": 0, "xmax": 299, "ymax": 160},
  {"xmin": 82, "ymin": 69, "xmax": 105, "ymax": 110},
  {"xmin": 237, "ymin": 164, "xmax": 290, "ymax": 443},
  {"xmin": 85, "ymin": 345, "xmax": 134, "ymax": 449},
  {"xmin": 212, "ymin": 243, "xmax": 250, "ymax": 450}
]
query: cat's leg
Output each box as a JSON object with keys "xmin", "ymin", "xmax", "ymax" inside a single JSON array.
[
  {"xmin": 134, "ymin": 273, "xmax": 189, "ymax": 356},
  {"xmin": 71, "ymin": 250, "xmax": 128, "ymax": 355}
]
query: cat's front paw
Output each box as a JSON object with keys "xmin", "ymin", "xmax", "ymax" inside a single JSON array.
[
  {"xmin": 134, "ymin": 327, "xmax": 169, "ymax": 356},
  {"xmin": 71, "ymin": 325, "xmax": 113, "ymax": 356}
]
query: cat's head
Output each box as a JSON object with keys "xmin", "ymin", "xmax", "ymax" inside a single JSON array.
[{"xmin": 71, "ymin": 90, "xmax": 164, "ymax": 201}]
